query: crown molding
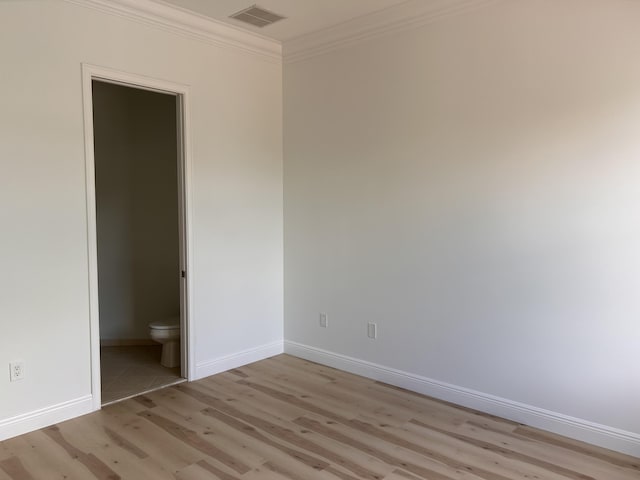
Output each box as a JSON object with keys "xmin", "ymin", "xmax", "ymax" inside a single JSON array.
[
  {"xmin": 62, "ymin": 0, "xmax": 282, "ymax": 63},
  {"xmin": 283, "ymin": 0, "xmax": 500, "ymax": 64},
  {"xmin": 62, "ymin": 0, "xmax": 501, "ymax": 65}
]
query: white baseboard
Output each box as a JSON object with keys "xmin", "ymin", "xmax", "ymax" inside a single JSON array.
[
  {"xmin": 100, "ymin": 339, "xmax": 156, "ymax": 347},
  {"xmin": 284, "ymin": 340, "xmax": 640, "ymax": 458},
  {"xmin": 0, "ymin": 395, "xmax": 94, "ymax": 442},
  {"xmin": 195, "ymin": 340, "xmax": 284, "ymax": 380}
]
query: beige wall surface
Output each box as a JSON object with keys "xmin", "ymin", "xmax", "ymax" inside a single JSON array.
[
  {"xmin": 0, "ymin": 0, "xmax": 283, "ymax": 425},
  {"xmin": 284, "ymin": 0, "xmax": 640, "ymax": 447},
  {"xmin": 3, "ymin": 0, "xmax": 640, "ymax": 456}
]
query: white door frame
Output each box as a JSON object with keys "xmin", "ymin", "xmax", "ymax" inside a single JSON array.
[{"xmin": 81, "ymin": 63, "xmax": 195, "ymax": 411}]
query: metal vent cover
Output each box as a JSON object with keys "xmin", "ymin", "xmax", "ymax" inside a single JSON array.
[{"xmin": 229, "ymin": 5, "xmax": 286, "ymax": 28}]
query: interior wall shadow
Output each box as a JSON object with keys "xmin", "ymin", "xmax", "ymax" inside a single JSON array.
[{"xmin": 92, "ymin": 81, "xmax": 180, "ymax": 344}]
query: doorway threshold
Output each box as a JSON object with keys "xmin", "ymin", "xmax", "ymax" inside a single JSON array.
[{"xmin": 101, "ymin": 378, "xmax": 187, "ymax": 408}]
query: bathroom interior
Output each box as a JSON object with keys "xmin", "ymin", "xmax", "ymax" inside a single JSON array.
[{"xmin": 92, "ymin": 80, "xmax": 184, "ymax": 405}]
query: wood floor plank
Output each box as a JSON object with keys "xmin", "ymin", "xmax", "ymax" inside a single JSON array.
[
  {"xmin": 175, "ymin": 384, "xmax": 390, "ymax": 480},
  {"xmin": 294, "ymin": 415, "xmax": 469, "ymax": 480},
  {"xmin": 137, "ymin": 410, "xmax": 251, "ymax": 475},
  {"xmin": 196, "ymin": 373, "xmax": 315, "ymax": 423},
  {"xmin": 0, "ymin": 438, "xmax": 30, "ymax": 463},
  {"xmin": 96, "ymin": 407, "xmax": 204, "ymax": 472},
  {"xmin": 323, "ymin": 466, "xmax": 367, "ymax": 480},
  {"xmin": 42, "ymin": 425, "xmax": 121, "ymax": 479},
  {"xmin": 103, "ymin": 426, "xmax": 149, "ymax": 459},
  {"xmin": 239, "ymin": 377, "xmax": 557, "ymax": 480},
  {"xmin": 410, "ymin": 418, "xmax": 595, "ymax": 480},
  {"xmin": 201, "ymin": 397, "xmax": 392, "ymax": 480},
  {"xmin": 372, "ymin": 381, "xmax": 520, "ymax": 427},
  {"xmin": 174, "ymin": 461, "xmax": 239, "ymax": 480},
  {"xmin": 1, "ymin": 354, "xmax": 637, "ymax": 480},
  {"xmin": 0, "ymin": 456, "xmax": 35, "ymax": 480},
  {"xmin": 237, "ymin": 366, "xmax": 413, "ymax": 428},
  {"xmin": 195, "ymin": 459, "xmax": 243, "ymax": 480},
  {"xmin": 148, "ymin": 389, "xmax": 344, "ymax": 477},
  {"xmin": 148, "ymin": 402, "xmax": 267, "ymax": 469},
  {"xmin": 514, "ymin": 425, "xmax": 640, "ymax": 472},
  {"xmin": 44, "ymin": 414, "xmax": 176, "ymax": 480},
  {"xmin": 275, "ymin": 356, "xmax": 511, "ymax": 434},
  {"xmin": 267, "ymin": 356, "xmax": 345, "ymax": 383},
  {"xmin": 189, "ymin": 386, "xmax": 394, "ymax": 479},
  {"xmin": 6, "ymin": 431, "xmax": 102, "ymax": 480},
  {"xmin": 133, "ymin": 395, "xmax": 157, "ymax": 409},
  {"xmin": 200, "ymin": 406, "xmax": 330, "ymax": 471},
  {"xmin": 228, "ymin": 369, "xmax": 249, "ymax": 379},
  {"xmin": 293, "ymin": 417, "xmax": 456, "ymax": 480},
  {"xmin": 0, "ymin": 469, "xmax": 14, "ymax": 480},
  {"xmin": 247, "ymin": 461, "xmax": 356, "ymax": 480},
  {"xmin": 385, "ymin": 469, "xmax": 424, "ymax": 480},
  {"xmin": 240, "ymin": 464, "xmax": 290, "ymax": 480},
  {"xmin": 258, "ymin": 461, "xmax": 319, "ymax": 480},
  {"xmin": 355, "ymin": 417, "xmax": 558, "ymax": 480},
  {"xmin": 456, "ymin": 420, "xmax": 637, "ymax": 480}
]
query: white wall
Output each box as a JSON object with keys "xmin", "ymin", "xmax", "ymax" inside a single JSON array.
[
  {"xmin": 0, "ymin": 0, "xmax": 282, "ymax": 434},
  {"xmin": 93, "ymin": 82, "xmax": 180, "ymax": 341},
  {"xmin": 284, "ymin": 0, "xmax": 640, "ymax": 454}
]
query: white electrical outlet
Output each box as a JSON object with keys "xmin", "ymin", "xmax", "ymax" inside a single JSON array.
[
  {"xmin": 9, "ymin": 361, "xmax": 25, "ymax": 382},
  {"xmin": 367, "ymin": 322, "xmax": 377, "ymax": 339},
  {"xmin": 319, "ymin": 313, "xmax": 328, "ymax": 328}
]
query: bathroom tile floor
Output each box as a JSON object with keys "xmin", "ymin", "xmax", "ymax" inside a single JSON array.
[{"xmin": 100, "ymin": 345, "xmax": 182, "ymax": 405}]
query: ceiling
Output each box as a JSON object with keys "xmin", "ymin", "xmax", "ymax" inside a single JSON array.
[{"xmin": 157, "ymin": 0, "xmax": 411, "ymax": 42}]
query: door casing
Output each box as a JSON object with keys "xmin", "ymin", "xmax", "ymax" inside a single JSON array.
[{"xmin": 81, "ymin": 63, "xmax": 195, "ymax": 410}]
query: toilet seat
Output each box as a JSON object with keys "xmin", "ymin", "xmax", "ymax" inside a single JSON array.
[
  {"xmin": 149, "ymin": 318, "xmax": 180, "ymax": 330},
  {"xmin": 149, "ymin": 318, "xmax": 179, "ymax": 341}
]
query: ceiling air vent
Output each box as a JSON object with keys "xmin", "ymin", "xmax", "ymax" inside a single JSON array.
[{"xmin": 229, "ymin": 5, "xmax": 286, "ymax": 28}]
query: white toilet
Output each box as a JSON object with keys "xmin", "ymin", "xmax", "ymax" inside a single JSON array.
[{"xmin": 149, "ymin": 318, "xmax": 180, "ymax": 368}]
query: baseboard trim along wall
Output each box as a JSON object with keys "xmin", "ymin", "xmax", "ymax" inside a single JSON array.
[
  {"xmin": 195, "ymin": 340, "xmax": 284, "ymax": 380},
  {"xmin": 284, "ymin": 340, "xmax": 640, "ymax": 457},
  {"xmin": 0, "ymin": 395, "xmax": 93, "ymax": 442},
  {"xmin": 100, "ymin": 339, "xmax": 156, "ymax": 347},
  {"xmin": 0, "ymin": 341, "xmax": 283, "ymax": 441}
]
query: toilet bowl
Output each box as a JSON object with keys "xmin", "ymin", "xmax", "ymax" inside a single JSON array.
[{"xmin": 149, "ymin": 318, "xmax": 180, "ymax": 368}]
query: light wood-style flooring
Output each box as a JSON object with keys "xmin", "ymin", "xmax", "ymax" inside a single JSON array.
[{"xmin": 1, "ymin": 354, "xmax": 638, "ymax": 479}]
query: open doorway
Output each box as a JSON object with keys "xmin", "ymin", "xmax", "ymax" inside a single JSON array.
[{"xmin": 82, "ymin": 66, "xmax": 192, "ymax": 408}]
